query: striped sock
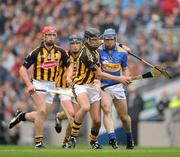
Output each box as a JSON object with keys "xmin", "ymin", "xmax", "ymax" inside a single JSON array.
[
  {"xmin": 90, "ymin": 130, "xmax": 99, "ymax": 142},
  {"xmin": 63, "ymin": 136, "xmax": 69, "ymax": 143},
  {"xmin": 35, "ymin": 135, "xmax": 43, "ymax": 144},
  {"xmin": 71, "ymin": 120, "xmax": 81, "ymax": 138}
]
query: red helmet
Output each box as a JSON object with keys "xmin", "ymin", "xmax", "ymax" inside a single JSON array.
[{"xmin": 42, "ymin": 26, "xmax": 57, "ymax": 34}]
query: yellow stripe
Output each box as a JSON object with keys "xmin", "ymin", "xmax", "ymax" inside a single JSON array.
[
  {"xmin": 71, "ymin": 132, "xmax": 79, "ymax": 136},
  {"xmin": 117, "ymin": 47, "xmax": 124, "ymax": 52},
  {"xmin": 35, "ymin": 135, "xmax": 43, "ymax": 143},
  {"xmin": 35, "ymin": 135, "xmax": 43, "ymax": 138},
  {"xmin": 89, "ymin": 135, "xmax": 97, "ymax": 141},
  {"xmin": 72, "ymin": 123, "xmax": 81, "ymax": 129},
  {"xmin": 43, "ymin": 48, "xmax": 48, "ymax": 80},
  {"xmin": 36, "ymin": 53, "xmax": 41, "ymax": 80},
  {"xmin": 56, "ymin": 51, "xmax": 62, "ymax": 86},
  {"xmin": 50, "ymin": 49, "xmax": 55, "ymax": 81}
]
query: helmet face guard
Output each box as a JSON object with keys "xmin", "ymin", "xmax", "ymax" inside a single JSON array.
[
  {"xmin": 87, "ymin": 37, "xmax": 101, "ymax": 49},
  {"xmin": 84, "ymin": 28, "xmax": 102, "ymax": 49}
]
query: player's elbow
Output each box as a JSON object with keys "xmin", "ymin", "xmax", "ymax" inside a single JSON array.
[{"xmin": 19, "ymin": 66, "xmax": 27, "ymax": 77}]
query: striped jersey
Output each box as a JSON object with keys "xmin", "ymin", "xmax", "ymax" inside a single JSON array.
[
  {"xmin": 73, "ymin": 44, "xmax": 100, "ymax": 85},
  {"xmin": 23, "ymin": 42, "xmax": 69, "ymax": 82},
  {"xmin": 56, "ymin": 50, "xmax": 79, "ymax": 88}
]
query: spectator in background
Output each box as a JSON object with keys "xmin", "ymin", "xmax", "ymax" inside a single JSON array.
[
  {"xmin": 0, "ymin": 0, "xmax": 179, "ymax": 146},
  {"xmin": 167, "ymin": 90, "xmax": 180, "ymax": 146},
  {"xmin": 0, "ymin": 90, "xmax": 7, "ymax": 144},
  {"xmin": 160, "ymin": 0, "xmax": 179, "ymax": 15},
  {"xmin": 128, "ymin": 84, "xmax": 144, "ymax": 146},
  {"xmin": 156, "ymin": 91, "xmax": 170, "ymax": 120}
]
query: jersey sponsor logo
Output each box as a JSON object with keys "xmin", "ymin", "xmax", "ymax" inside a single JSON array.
[
  {"xmin": 42, "ymin": 60, "xmax": 57, "ymax": 69},
  {"xmin": 102, "ymin": 63, "xmax": 120, "ymax": 72}
]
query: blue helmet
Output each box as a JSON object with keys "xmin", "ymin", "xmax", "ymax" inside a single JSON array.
[{"xmin": 103, "ymin": 28, "xmax": 116, "ymax": 39}]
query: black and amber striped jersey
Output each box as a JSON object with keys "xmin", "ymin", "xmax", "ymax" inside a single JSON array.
[
  {"xmin": 55, "ymin": 66, "xmax": 68, "ymax": 88},
  {"xmin": 73, "ymin": 44, "xmax": 100, "ymax": 85},
  {"xmin": 56, "ymin": 50, "xmax": 79, "ymax": 88},
  {"xmin": 23, "ymin": 42, "xmax": 69, "ymax": 82},
  {"xmin": 69, "ymin": 50, "xmax": 79, "ymax": 75}
]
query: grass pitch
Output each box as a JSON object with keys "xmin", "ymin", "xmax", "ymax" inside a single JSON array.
[{"xmin": 0, "ymin": 145, "xmax": 179, "ymax": 157}]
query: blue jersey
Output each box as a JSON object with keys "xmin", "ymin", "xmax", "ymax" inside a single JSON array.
[{"xmin": 98, "ymin": 44, "xmax": 128, "ymax": 85}]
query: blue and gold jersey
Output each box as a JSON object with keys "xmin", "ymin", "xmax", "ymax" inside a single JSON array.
[{"xmin": 98, "ymin": 43, "xmax": 128, "ymax": 85}]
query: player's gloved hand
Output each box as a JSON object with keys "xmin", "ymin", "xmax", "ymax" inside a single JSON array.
[{"xmin": 119, "ymin": 76, "xmax": 132, "ymax": 85}]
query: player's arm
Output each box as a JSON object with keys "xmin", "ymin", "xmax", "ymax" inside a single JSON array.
[
  {"xmin": 66, "ymin": 56, "xmax": 74, "ymax": 84},
  {"xmin": 123, "ymin": 67, "xmax": 131, "ymax": 77},
  {"xmin": 19, "ymin": 50, "xmax": 38, "ymax": 94},
  {"xmin": 121, "ymin": 51, "xmax": 131, "ymax": 77},
  {"xmin": 95, "ymin": 67, "xmax": 131, "ymax": 85}
]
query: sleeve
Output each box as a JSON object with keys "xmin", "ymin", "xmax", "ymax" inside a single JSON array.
[
  {"xmin": 121, "ymin": 52, "xmax": 128, "ymax": 69},
  {"xmin": 22, "ymin": 48, "xmax": 39, "ymax": 69},
  {"xmin": 80, "ymin": 48, "xmax": 98, "ymax": 71},
  {"xmin": 60, "ymin": 48, "xmax": 70, "ymax": 67}
]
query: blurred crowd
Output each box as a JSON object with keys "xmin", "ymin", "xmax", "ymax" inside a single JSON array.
[{"xmin": 0, "ymin": 0, "xmax": 180, "ymax": 144}]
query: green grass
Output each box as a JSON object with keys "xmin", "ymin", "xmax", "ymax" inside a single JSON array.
[{"xmin": 0, "ymin": 145, "xmax": 179, "ymax": 157}]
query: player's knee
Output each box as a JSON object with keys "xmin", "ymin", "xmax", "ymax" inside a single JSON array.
[
  {"xmin": 81, "ymin": 105, "xmax": 90, "ymax": 113},
  {"xmin": 39, "ymin": 109, "xmax": 47, "ymax": 119},
  {"xmin": 67, "ymin": 110, "xmax": 75, "ymax": 117},
  {"xmin": 103, "ymin": 105, "xmax": 111, "ymax": 115},
  {"xmin": 120, "ymin": 115, "xmax": 129, "ymax": 123}
]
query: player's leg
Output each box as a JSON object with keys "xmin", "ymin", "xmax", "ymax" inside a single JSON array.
[
  {"xmin": 55, "ymin": 88, "xmax": 74, "ymax": 133},
  {"xmin": 113, "ymin": 98, "xmax": 134, "ymax": 149},
  {"xmin": 67, "ymin": 85, "xmax": 91, "ymax": 148},
  {"xmin": 9, "ymin": 92, "xmax": 47, "ymax": 148},
  {"xmin": 89, "ymin": 100, "xmax": 102, "ymax": 149},
  {"xmin": 55, "ymin": 111, "xmax": 66, "ymax": 133},
  {"xmin": 55, "ymin": 98, "xmax": 75, "ymax": 134},
  {"xmin": 58, "ymin": 99, "xmax": 75, "ymax": 148},
  {"xmin": 30, "ymin": 92, "xmax": 49, "ymax": 148},
  {"xmin": 101, "ymin": 90, "xmax": 118, "ymax": 149},
  {"xmin": 62, "ymin": 101, "xmax": 80, "ymax": 148}
]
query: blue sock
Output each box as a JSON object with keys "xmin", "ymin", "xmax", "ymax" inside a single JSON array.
[
  {"xmin": 126, "ymin": 132, "xmax": 133, "ymax": 141},
  {"xmin": 108, "ymin": 132, "xmax": 116, "ymax": 140}
]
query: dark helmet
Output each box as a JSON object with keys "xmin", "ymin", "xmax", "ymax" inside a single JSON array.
[
  {"xmin": 68, "ymin": 34, "xmax": 83, "ymax": 44},
  {"xmin": 84, "ymin": 28, "xmax": 101, "ymax": 39}
]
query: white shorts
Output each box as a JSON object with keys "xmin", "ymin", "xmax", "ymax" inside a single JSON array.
[
  {"xmin": 57, "ymin": 87, "xmax": 77, "ymax": 104},
  {"xmin": 74, "ymin": 84, "xmax": 101, "ymax": 104},
  {"xmin": 33, "ymin": 79, "xmax": 56, "ymax": 104},
  {"xmin": 103, "ymin": 83, "xmax": 126, "ymax": 100}
]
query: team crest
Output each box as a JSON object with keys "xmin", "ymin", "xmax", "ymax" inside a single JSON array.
[
  {"xmin": 109, "ymin": 56, "xmax": 113, "ymax": 62},
  {"xmin": 47, "ymin": 54, "xmax": 51, "ymax": 60}
]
